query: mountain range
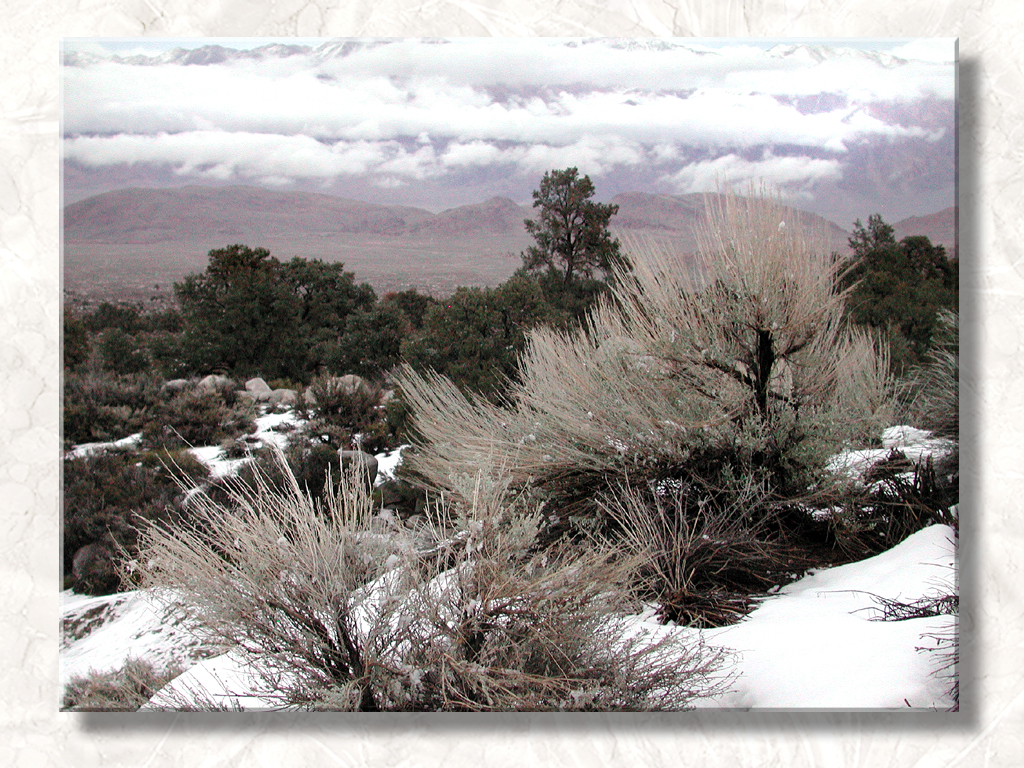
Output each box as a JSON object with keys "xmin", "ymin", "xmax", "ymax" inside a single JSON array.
[{"xmin": 63, "ymin": 185, "xmax": 956, "ymax": 303}]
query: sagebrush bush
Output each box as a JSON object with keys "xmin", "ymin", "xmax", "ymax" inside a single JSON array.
[
  {"xmin": 907, "ymin": 309, "xmax": 959, "ymax": 440},
  {"xmin": 139, "ymin": 452, "xmax": 728, "ymax": 711},
  {"xmin": 398, "ymin": 191, "xmax": 895, "ymax": 521}
]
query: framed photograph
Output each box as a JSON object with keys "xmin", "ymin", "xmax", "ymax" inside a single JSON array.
[{"xmin": 60, "ymin": 37, "xmax": 957, "ymax": 712}]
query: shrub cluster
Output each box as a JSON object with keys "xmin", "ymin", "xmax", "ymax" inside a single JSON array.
[
  {"xmin": 395, "ymin": 191, "xmax": 937, "ymax": 623},
  {"xmin": 138, "ymin": 455, "xmax": 729, "ymax": 711},
  {"xmin": 63, "ymin": 447, "xmax": 209, "ymax": 594}
]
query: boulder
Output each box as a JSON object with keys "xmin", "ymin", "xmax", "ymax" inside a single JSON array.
[
  {"xmin": 337, "ymin": 374, "xmax": 372, "ymax": 397},
  {"xmin": 339, "ymin": 449, "xmax": 379, "ymax": 488},
  {"xmin": 72, "ymin": 542, "xmax": 120, "ymax": 595},
  {"xmin": 268, "ymin": 388, "xmax": 298, "ymax": 407},
  {"xmin": 245, "ymin": 377, "xmax": 273, "ymax": 402},
  {"xmin": 197, "ymin": 374, "xmax": 235, "ymax": 394},
  {"xmin": 161, "ymin": 378, "xmax": 192, "ymax": 396}
]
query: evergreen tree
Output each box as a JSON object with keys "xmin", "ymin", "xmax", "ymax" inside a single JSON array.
[
  {"xmin": 842, "ymin": 218, "xmax": 958, "ymax": 373},
  {"xmin": 522, "ymin": 168, "xmax": 623, "ymax": 285},
  {"xmin": 174, "ymin": 245, "xmax": 304, "ymax": 379}
]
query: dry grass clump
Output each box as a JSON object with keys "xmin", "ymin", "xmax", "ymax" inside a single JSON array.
[{"xmin": 138, "ymin": 452, "xmax": 729, "ymax": 711}]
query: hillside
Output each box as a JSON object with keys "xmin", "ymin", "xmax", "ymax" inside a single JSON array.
[{"xmin": 62, "ymin": 185, "xmax": 956, "ymax": 302}]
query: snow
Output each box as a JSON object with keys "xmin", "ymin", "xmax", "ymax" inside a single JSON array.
[
  {"xmin": 826, "ymin": 424, "xmax": 955, "ymax": 481},
  {"xmin": 60, "ymin": 588, "xmax": 220, "ymax": 693},
  {"xmin": 62, "ymin": 525, "xmax": 956, "ymax": 711},
  {"xmin": 691, "ymin": 524, "xmax": 956, "ymax": 709},
  {"xmin": 62, "ymin": 408, "xmax": 958, "ymax": 711},
  {"xmin": 65, "ymin": 432, "xmax": 143, "ymax": 459},
  {"xmin": 375, "ymin": 445, "xmax": 410, "ymax": 486}
]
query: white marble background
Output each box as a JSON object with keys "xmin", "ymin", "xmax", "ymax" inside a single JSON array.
[{"xmin": 1, "ymin": 1, "xmax": 1016, "ymax": 765}]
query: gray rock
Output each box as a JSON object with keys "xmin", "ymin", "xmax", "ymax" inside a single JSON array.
[
  {"xmin": 72, "ymin": 542, "xmax": 119, "ymax": 595},
  {"xmin": 339, "ymin": 449, "xmax": 379, "ymax": 488},
  {"xmin": 269, "ymin": 388, "xmax": 298, "ymax": 407},
  {"xmin": 336, "ymin": 374, "xmax": 371, "ymax": 397},
  {"xmin": 197, "ymin": 374, "xmax": 235, "ymax": 393},
  {"xmin": 245, "ymin": 377, "xmax": 273, "ymax": 401},
  {"xmin": 161, "ymin": 378, "xmax": 192, "ymax": 395}
]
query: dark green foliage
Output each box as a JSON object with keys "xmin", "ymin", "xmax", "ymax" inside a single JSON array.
[
  {"xmin": 63, "ymin": 448, "xmax": 209, "ymax": 593},
  {"xmin": 147, "ymin": 330, "xmax": 189, "ymax": 378},
  {"xmin": 83, "ymin": 301, "xmax": 142, "ymax": 334},
  {"xmin": 280, "ymin": 255, "xmax": 377, "ymax": 374},
  {"xmin": 381, "ymin": 289, "xmax": 438, "ymax": 330},
  {"xmin": 230, "ymin": 441, "xmax": 344, "ymax": 504},
  {"xmin": 359, "ymin": 390, "xmax": 416, "ymax": 454},
  {"xmin": 174, "ymin": 245, "xmax": 305, "ymax": 380},
  {"xmin": 843, "ymin": 216, "xmax": 958, "ymax": 374},
  {"xmin": 174, "ymin": 246, "xmax": 380, "ymax": 381},
  {"xmin": 401, "ymin": 274, "xmax": 550, "ymax": 399},
  {"xmin": 519, "ymin": 267, "xmax": 610, "ymax": 330},
  {"xmin": 327, "ymin": 302, "xmax": 408, "ymax": 380},
  {"xmin": 62, "ymin": 658, "xmax": 184, "ymax": 711},
  {"xmin": 522, "ymin": 167, "xmax": 624, "ymax": 285},
  {"xmin": 63, "ymin": 309, "xmax": 90, "ymax": 370},
  {"xmin": 306, "ymin": 374, "xmax": 381, "ymax": 431},
  {"xmin": 98, "ymin": 327, "xmax": 151, "ymax": 375}
]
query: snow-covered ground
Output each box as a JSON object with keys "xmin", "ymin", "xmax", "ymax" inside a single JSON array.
[
  {"xmin": 61, "ymin": 409, "xmax": 958, "ymax": 711},
  {"xmin": 61, "ymin": 523, "xmax": 956, "ymax": 711}
]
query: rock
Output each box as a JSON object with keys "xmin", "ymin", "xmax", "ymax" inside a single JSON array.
[
  {"xmin": 339, "ymin": 449, "xmax": 379, "ymax": 488},
  {"xmin": 268, "ymin": 388, "xmax": 298, "ymax": 407},
  {"xmin": 72, "ymin": 542, "xmax": 120, "ymax": 595},
  {"xmin": 197, "ymin": 374, "xmax": 235, "ymax": 394},
  {"xmin": 337, "ymin": 374, "xmax": 372, "ymax": 397},
  {"xmin": 161, "ymin": 378, "xmax": 192, "ymax": 395},
  {"xmin": 245, "ymin": 377, "xmax": 273, "ymax": 402}
]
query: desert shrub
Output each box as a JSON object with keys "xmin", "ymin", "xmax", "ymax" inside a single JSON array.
[
  {"xmin": 397, "ymin": 191, "xmax": 895, "ymax": 523},
  {"xmin": 827, "ymin": 451, "xmax": 959, "ymax": 557},
  {"xmin": 98, "ymin": 327, "xmax": 151, "ymax": 375},
  {"xmin": 141, "ymin": 387, "xmax": 255, "ymax": 449},
  {"xmin": 306, "ymin": 374, "xmax": 381, "ymax": 431},
  {"xmin": 83, "ymin": 301, "xmax": 143, "ymax": 334},
  {"xmin": 63, "ymin": 309, "xmax": 90, "ymax": 370},
  {"xmin": 63, "ymin": 370, "xmax": 162, "ymax": 447},
  {"xmin": 224, "ymin": 440, "xmax": 343, "ymax": 505},
  {"xmin": 63, "ymin": 448, "xmax": 209, "ymax": 593},
  {"xmin": 138, "ymin": 454, "xmax": 728, "ymax": 711},
  {"xmin": 400, "ymin": 275, "xmax": 551, "ymax": 401},
  {"xmin": 358, "ymin": 389, "xmax": 416, "ymax": 454},
  {"xmin": 598, "ymin": 478, "xmax": 811, "ymax": 627},
  {"xmin": 62, "ymin": 658, "xmax": 184, "ymax": 711}
]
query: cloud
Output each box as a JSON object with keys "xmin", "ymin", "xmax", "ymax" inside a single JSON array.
[
  {"xmin": 61, "ymin": 38, "xmax": 955, "ymax": 216},
  {"xmin": 662, "ymin": 153, "xmax": 844, "ymax": 198},
  {"xmin": 65, "ymin": 132, "xmax": 393, "ymax": 180}
]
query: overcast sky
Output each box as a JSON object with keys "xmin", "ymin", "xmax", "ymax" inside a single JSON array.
[{"xmin": 62, "ymin": 37, "xmax": 956, "ymax": 227}]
